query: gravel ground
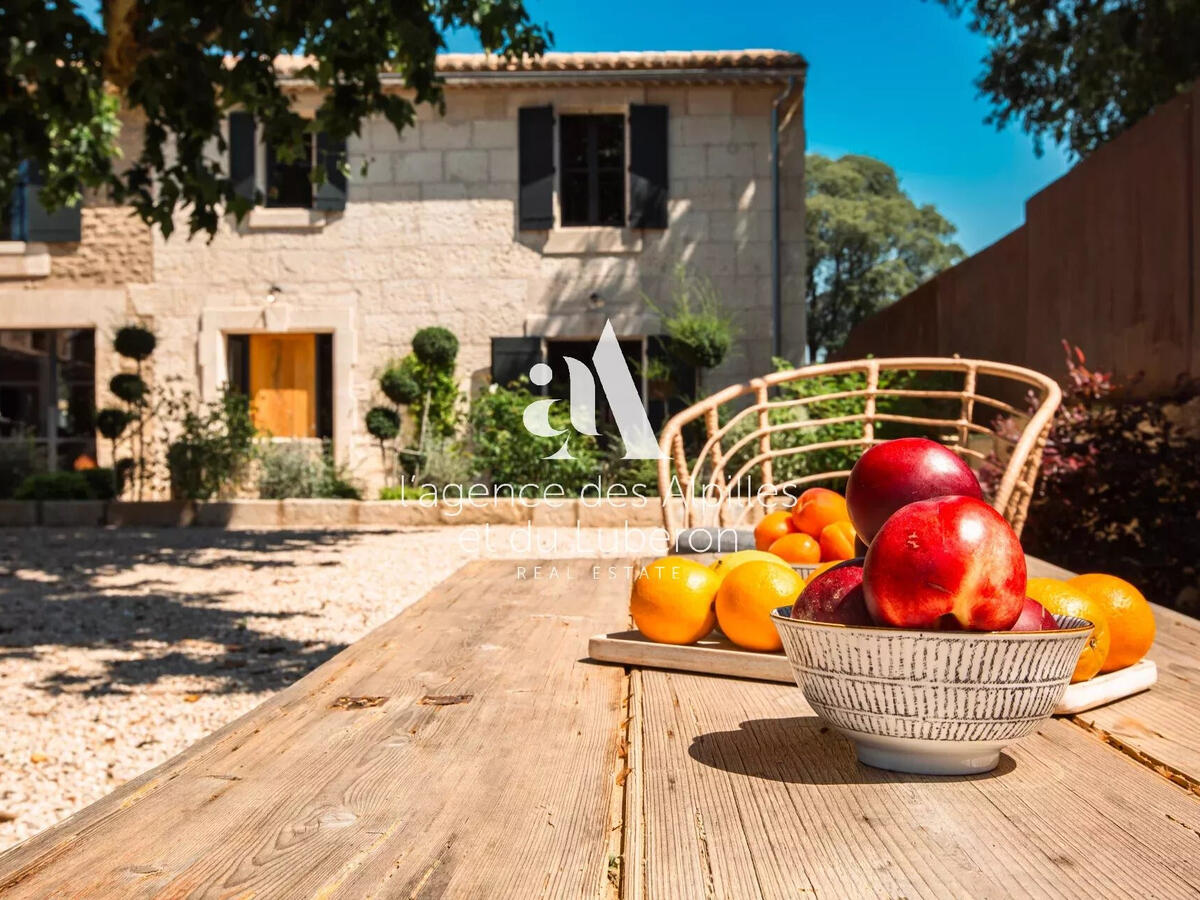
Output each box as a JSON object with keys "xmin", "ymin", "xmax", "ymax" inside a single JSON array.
[{"xmin": 0, "ymin": 525, "xmax": 651, "ymax": 851}]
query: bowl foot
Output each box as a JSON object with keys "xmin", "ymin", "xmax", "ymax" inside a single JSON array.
[{"xmin": 850, "ymin": 734, "xmax": 1003, "ymax": 776}]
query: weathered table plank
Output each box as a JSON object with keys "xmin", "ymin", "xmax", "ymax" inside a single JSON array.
[
  {"xmin": 1070, "ymin": 604, "xmax": 1200, "ymax": 791},
  {"xmin": 0, "ymin": 560, "xmax": 631, "ymax": 899},
  {"xmin": 1026, "ymin": 556, "xmax": 1200, "ymax": 790},
  {"xmin": 630, "ymin": 668, "xmax": 1200, "ymax": 899}
]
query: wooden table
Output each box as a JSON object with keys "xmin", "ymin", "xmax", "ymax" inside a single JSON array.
[{"xmin": 3, "ymin": 557, "xmax": 1200, "ymax": 898}]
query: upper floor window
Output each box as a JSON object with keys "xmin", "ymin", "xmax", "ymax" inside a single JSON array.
[
  {"xmin": 266, "ymin": 136, "xmax": 315, "ymax": 209},
  {"xmin": 517, "ymin": 104, "xmax": 668, "ymax": 232},
  {"xmin": 559, "ymin": 115, "xmax": 625, "ymax": 227}
]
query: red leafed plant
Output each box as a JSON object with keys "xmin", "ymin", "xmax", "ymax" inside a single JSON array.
[{"xmin": 990, "ymin": 341, "xmax": 1200, "ymax": 613}]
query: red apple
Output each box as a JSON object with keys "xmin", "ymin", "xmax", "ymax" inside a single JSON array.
[
  {"xmin": 863, "ymin": 495, "xmax": 1026, "ymax": 631},
  {"xmin": 846, "ymin": 438, "xmax": 983, "ymax": 541},
  {"xmin": 1009, "ymin": 596, "xmax": 1059, "ymax": 632},
  {"xmin": 791, "ymin": 559, "xmax": 872, "ymax": 626}
]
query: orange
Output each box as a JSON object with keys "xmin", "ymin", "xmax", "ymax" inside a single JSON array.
[
  {"xmin": 754, "ymin": 510, "xmax": 798, "ymax": 551},
  {"xmin": 1067, "ymin": 573, "xmax": 1155, "ymax": 672},
  {"xmin": 768, "ymin": 532, "xmax": 821, "ymax": 565},
  {"xmin": 1027, "ymin": 577, "xmax": 1111, "ymax": 682},
  {"xmin": 791, "ymin": 487, "xmax": 849, "ymax": 538},
  {"xmin": 630, "ymin": 557, "xmax": 720, "ymax": 645},
  {"xmin": 715, "ymin": 561, "xmax": 805, "ymax": 651},
  {"xmin": 819, "ymin": 520, "xmax": 856, "ymax": 561},
  {"xmin": 709, "ymin": 550, "xmax": 791, "ymax": 583}
]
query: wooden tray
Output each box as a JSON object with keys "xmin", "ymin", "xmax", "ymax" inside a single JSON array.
[{"xmin": 588, "ymin": 630, "xmax": 1157, "ymax": 715}]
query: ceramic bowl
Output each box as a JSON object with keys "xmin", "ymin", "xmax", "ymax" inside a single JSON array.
[{"xmin": 770, "ymin": 608, "xmax": 1094, "ymax": 775}]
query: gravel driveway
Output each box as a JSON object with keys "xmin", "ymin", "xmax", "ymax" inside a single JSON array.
[{"xmin": 0, "ymin": 526, "xmax": 652, "ymax": 851}]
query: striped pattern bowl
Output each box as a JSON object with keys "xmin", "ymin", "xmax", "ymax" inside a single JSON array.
[{"xmin": 770, "ymin": 608, "xmax": 1094, "ymax": 775}]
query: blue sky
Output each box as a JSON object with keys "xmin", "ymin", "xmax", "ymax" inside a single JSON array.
[{"xmin": 445, "ymin": 0, "xmax": 1072, "ymax": 253}]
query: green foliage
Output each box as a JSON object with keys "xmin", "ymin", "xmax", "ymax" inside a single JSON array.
[
  {"xmin": 806, "ymin": 154, "xmax": 963, "ymax": 360},
  {"xmin": 468, "ymin": 382, "xmax": 600, "ymax": 493},
  {"xmin": 257, "ymin": 442, "xmax": 362, "ymax": 499},
  {"xmin": 163, "ymin": 387, "xmax": 257, "ymax": 500},
  {"xmin": 109, "ymin": 373, "xmax": 148, "ymax": 405},
  {"xmin": 365, "ymin": 405, "xmax": 401, "ymax": 441},
  {"xmin": 400, "ymin": 354, "xmax": 461, "ymax": 440},
  {"xmin": 1, "ymin": 0, "xmax": 550, "ymax": 238},
  {"xmin": 722, "ymin": 362, "xmax": 961, "ymax": 491},
  {"xmin": 380, "ymin": 365, "xmax": 421, "ymax": 406},
  {"xmin": 933, "ymin": 0, "xmax": 1200, "ymax": 157},
  {"xmin": 96, "ymin": 407, "xmax": 130, "ymax": 440},
  {"xmin": 0, "ymin": 439, "xmax": 39, "ymax": 500},
  {"xmin": 418, "ymin": 437, "xmax": 472, "ymax": 490},
  {"xmin": 412, "ymin": 326, "xmax": 460, "ymax": 369},
  {"xmin": 646, "ymin": 263, "xmax": 735, "ymax": 371},
  {"xmin": 14, "ymin": 471, "xmax": 95, "ymax": 501},
  {"xmin": 378, "ymin": 484, "xmax": 435, "ymax": 501},
  {"xmin": 113, "ymin": 325, "xmax": 157, "ymax": 361}
]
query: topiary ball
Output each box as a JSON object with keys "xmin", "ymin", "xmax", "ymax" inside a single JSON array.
[
  {"xmin": 365, "ymin": 405, "xmax": 401, "ymax": 441},
  {"xmin": 110, "ymin": 373, "xmax": 148, "ymax": 404},
  {"xmin": 96, "ymin": 407, "xmax": 130, "ymax": 440},
  {"xmin": 113, "ymin": 325, "xmax": 156, "ymax": 361},
  {"xmin": 412, "ymin": 326, "xmax": 459, "ymax": 369},
  {"xmin": 380, "ymin": 366, "xmax": 421, "ymax": 406}
]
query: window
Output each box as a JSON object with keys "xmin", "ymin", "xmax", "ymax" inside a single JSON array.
[
  {"xmin": 518, "ymin": 105, "xmax": 667, "ymax": 232},
  {"xmin": 265, "ymin": 136, "xmax": 315, "ymax": 209},
  {"xmin": 559, "ymin": 115, "xmax": 626, "ymax": 227},
  {"xmin": 1, "ymin": 162, "xmax": 83, "ymax": 243},
  {"xmin": 227, "ymin": 333, "xmax": 333, "ymax": 439},
  {"xmin": 227, "ymin": 113, "xmax": 348, "ymax": 214},
  {"xmin": 0, "ymin": 329, "xmax": 95, "ymax": 471}
]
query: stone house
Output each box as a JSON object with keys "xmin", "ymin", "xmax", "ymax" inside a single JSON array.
[{"xmin": 0, "ymin": 50, "xmax": 807, "ymax": 494}]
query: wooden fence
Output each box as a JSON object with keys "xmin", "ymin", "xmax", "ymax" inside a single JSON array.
[{"xmin": 839, "ymin": 81, "xmax": 1200, "ymax": 396}]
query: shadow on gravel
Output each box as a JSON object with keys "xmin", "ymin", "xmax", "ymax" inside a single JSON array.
[{"xmin": 0, "ymin": 528, "xmax": 397, "ymax": 696}]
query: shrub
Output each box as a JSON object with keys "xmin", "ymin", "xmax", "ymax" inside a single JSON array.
[
  {"xmin": 113, "ymin": 324, "xmax": 156, "ymax": 361},
  {"xmin": 1007, "ymin": 344, "xmax": 1200, "ymax": 612},
  {"xmin": 80, "ymin": 467, "xmax": 119, "ymax": 500},
  {"xmin": 163, "ymin": 387, "xmax": 257, "ymax": 500},
  {"xmin": 468, "ymin": 381, "xmax": 601, "ymax": 493},
  {"xmin": 110, "ymin": 373, "xmax": 148, "ymax": 405},
  {"xmin": 365, "ymin": 405, "xmax": 401, "ymax": 441},
  {"xmin": 96, "ymin": 407, "xmax": 130, "ymax": 440},
  {"xmin": 721, "ymin": 363, "xmax": 960, "ymax": 493},
  {"xmin": 0, "ymin": 439, "xmax": 39, "ymax": 499},
  {"xmin": 378, "ymin": 484, "xmax": 435, "ymax": 501},
  {"xmin": 257, "ymin": 442, "xmax": 362, "ymax": 499},
  {"xmin": 412, "ymin": 326, "xmax": 459, "ymax": 369},
  {"xmin": 380, "ymin": 365, "xmax": 421, "ymax": 406},
  {"xmin": 15, "ymin": 471, "xmax": 95, "ymax": 500},
  {"xmin": 646, "ymin": 263, "xmax": 736, "ymax": 373}
]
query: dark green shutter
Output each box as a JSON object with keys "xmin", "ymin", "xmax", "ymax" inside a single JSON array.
[
  {"xmin": 518, "ymin": 106, "xmax": 554, "ymax": 230},
  {"xmin": 629, "ymin": 104, "xmax": 668, "ymax": 229},
  {"xmin": 313, "ymin": 133, "xmax": 347, "ymax": 211},
  {"xmin": 20, "ymin": 161, "xmax": 82, "ymax": 243},
  {"xmin": 229, "ymin": 112, "xmax": 256, "ymax": 200},
  {"xmin": 491, "ymin": 337, "xmax": 544, "ymax": 390}
]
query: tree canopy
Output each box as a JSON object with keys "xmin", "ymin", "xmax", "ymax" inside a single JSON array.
[
  {"xmin": 1, "ymin": 0, "xmax": 550, "ymax": 238},
  {"xmin": 933, "ymin": 0, "xmax": 1200, "ymax": 157},
  {"xmin": 805, "ymin": 153, "xmax": 962, "ymax": 362}
]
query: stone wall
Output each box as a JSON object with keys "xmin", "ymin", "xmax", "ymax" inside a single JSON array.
[{"xmin": 5, "ymin": 80, "xmax": 806, "ymax": 494}]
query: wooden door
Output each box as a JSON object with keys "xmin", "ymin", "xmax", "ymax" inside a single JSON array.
[{"xmin": 248, "ymin": 333, "xmax": 316, "ymax": 437}]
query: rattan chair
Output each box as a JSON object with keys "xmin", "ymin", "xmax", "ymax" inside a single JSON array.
[{"xmin": 658, "ymin": 357, "xmax": 1062, "ymax": 545}]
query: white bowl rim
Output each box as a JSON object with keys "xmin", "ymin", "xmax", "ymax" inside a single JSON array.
[{"xmin": 770, "ymin": 606, "xmax": 1094, "ymax": 637}]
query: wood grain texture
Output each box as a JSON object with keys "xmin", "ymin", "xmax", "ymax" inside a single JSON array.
[
  {"xmin": 250, "ymin": 332, "xmax": 317, "ymax": 438},
  {"xmin": 631, "ymin": 668, "xmax": 1200, "ymax": 899},
  {"xmin": 1070, "ymin": 604, "xmax": 1200, "ymax": 791},
  {"xmin": 0, "ymin": 560, "xmax": 630, "ymax": 898}
]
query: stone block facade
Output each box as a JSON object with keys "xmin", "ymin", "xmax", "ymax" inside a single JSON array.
[{"xmin": 0, "ymin": 52, "xmax": 807, "ymax": 495}]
